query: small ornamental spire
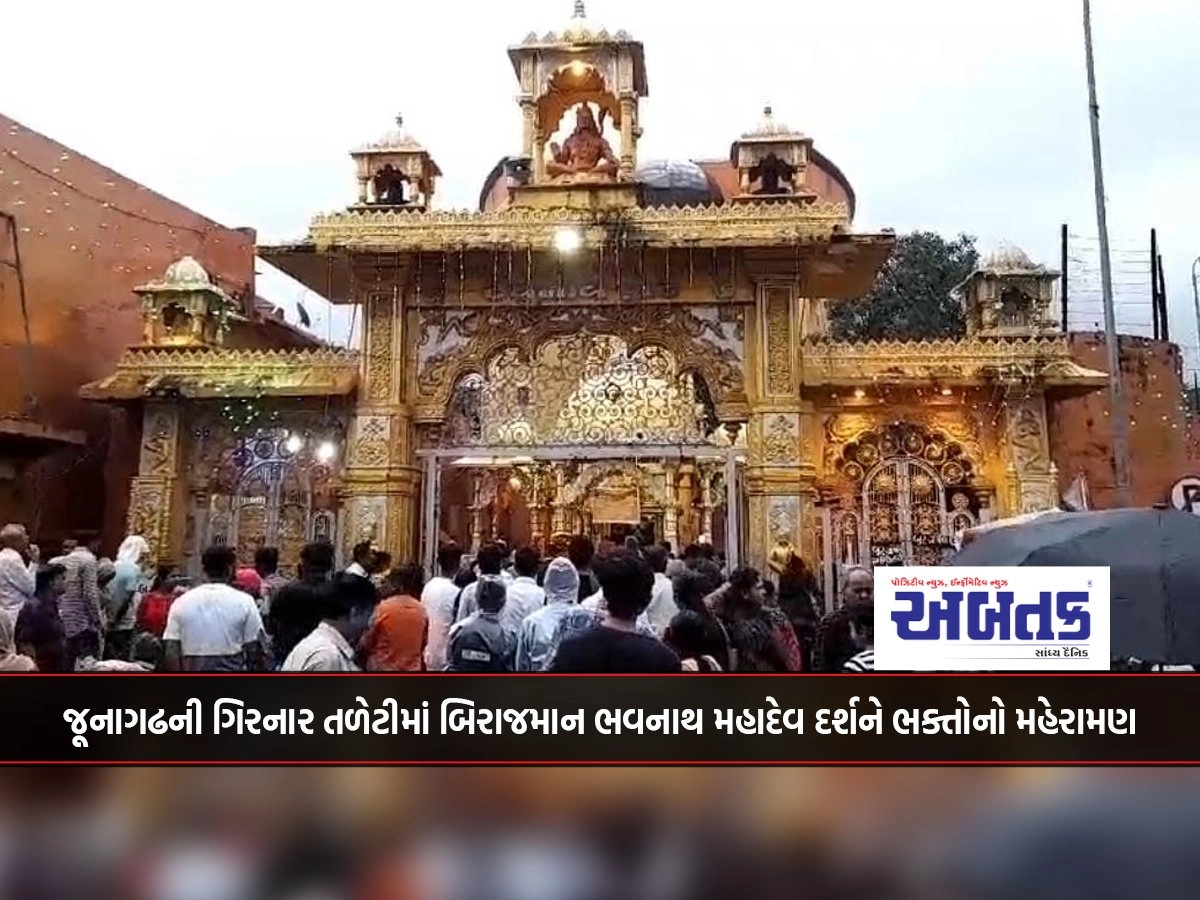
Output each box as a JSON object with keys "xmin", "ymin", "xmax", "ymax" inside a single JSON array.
[
  {"xmin": 395, "ymin": 112, "xmax": 403, "ymax": 129},
  {"xmin": 573, "ymin": 0, "xmax": 586, "ymax": 17},
  {"xmin": 763, "ymin": 103, "xmax": 773, "ymax": 119}
]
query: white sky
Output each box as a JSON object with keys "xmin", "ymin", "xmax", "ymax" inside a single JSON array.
[{"xmin": 2, "ymin": 0, "xmax": 1197, "ymax": 359}]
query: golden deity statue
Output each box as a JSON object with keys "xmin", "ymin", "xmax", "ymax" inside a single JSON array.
[{"xmin": 547, "ymin": 103, "xmax": 619, "ymax": 180}]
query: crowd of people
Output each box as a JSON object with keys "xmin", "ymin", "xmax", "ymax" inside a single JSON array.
[{"xmin": 0, "ymin": 521, "xmax": 877, "ymax": 674}]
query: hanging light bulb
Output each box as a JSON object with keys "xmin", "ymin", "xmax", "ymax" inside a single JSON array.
[
  {"xmin": 316, "ymin": 440, "xmax": 336, "ymax": 462},
  {"xmin": 285, "ymin": 433, "xmax": 303, "ymax": 454}
]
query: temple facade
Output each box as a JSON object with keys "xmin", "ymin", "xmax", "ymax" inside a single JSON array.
[{"xmin": 86, "ymin": 2, "xmax": 1107, "ymax": 588}]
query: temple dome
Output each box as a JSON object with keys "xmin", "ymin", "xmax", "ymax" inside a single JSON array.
[
  {"xmin": 983, "ymin": 243, "xmax": 1044, "ymax": 274},
  {"xmin": 522, "ymin": 1, "xmax": 632, "ymax": 45},
  {"xmin": 742, "ymin": 104, "xmax": 804, "ymax": 139},
  {"xmin": 563, "ymin": 1, "xmax": 599, "ymax": 40},
  {"xmin": 357, "ymin": 115, "xmax": 424, "ymax": 152},
  {"xmin": 635, "ymin": 159, "xmax": 717, "ymax": 207},
  {"xmin": 162, "ymin": 256, "xmax": 212, "ymax": 286}
]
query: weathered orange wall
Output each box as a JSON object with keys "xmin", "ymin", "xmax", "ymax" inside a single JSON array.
[
  {"xmin": 0, "ymin": 113, "xmax": 257, "ymax": 552},
  {"xmin": 1048, "ymin": 333, "xmax": 1190, "ymax": 508}
]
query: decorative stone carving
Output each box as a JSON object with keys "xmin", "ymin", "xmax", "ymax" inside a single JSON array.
[
  {"xmin": 768, "ymin": 496, "xmax": 799, "ymax": 542},
  {"xmin": 747, "ymin": 495, "xmax": 768, "ymax": 569},
  {"xmin": 760, "ymin": 413, "xmax": 799, "ymax": 465},
  {"xmin": 415, "ymin": 305, "xmax": 747, "ymax": 420},
  {"xmin": 139, "ymin": 407, "xmax": 180, "ymax": 477},
  {"xmin": 302, "ymin": 200, "xmax": 852, "ymax": 251},
  {"xmin": 349, "ymin": 415, "xmax": 391, "ymax": 469},
  {"xmin": 1008, "ymin": 399, "xmax": 1048, "ymax": 472},
  {"xmin": 366, "ymin": 296, "xmax": 396, "ymax": 404},
  {"xmin": 1005, "ymin": 394, "xmax": 1056, "ymax": 514},
  {"xmin": 763, "ymin": 288, "xmax": 793, "ymax": 396},
  {"xmin": 127, "ymin": 478, "xmax": 170, "ymax": 567}
]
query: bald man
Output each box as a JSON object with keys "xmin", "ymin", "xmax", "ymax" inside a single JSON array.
[
  {"xmin": 812, "ymin": 565, "xmax": 874, "ymax": 672},
  {"xmin": 842, "ymin": 566, "xmax": 874, "ymax": 606},
  {"xmin": 0, "ymin": 524, "xmax": 38, "ymax": 625}
]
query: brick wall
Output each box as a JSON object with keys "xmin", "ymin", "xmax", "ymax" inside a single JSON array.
[
  {"xmin": 1048, "ymin": 333, "xmax": 1189, "ymax": 508},
  {"xmin": 0, "ymin": 113, "xmax": 256, "ymax": 551}
]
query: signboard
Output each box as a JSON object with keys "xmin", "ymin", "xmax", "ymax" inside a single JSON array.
[
  {"xmin": 874, "ymin": 566, "xmax": 1111, "ymax": 671},
  {"xmin": 1170, "ymin": 476, "xmax": 1200, "ymax": 515}
]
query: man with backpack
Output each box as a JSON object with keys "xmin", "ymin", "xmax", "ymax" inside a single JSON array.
[{"xmin": 446, "ymin": 576, "xmax": 515, "ymax": 672}]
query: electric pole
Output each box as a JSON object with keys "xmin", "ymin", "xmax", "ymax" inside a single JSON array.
[{"xmin": 1083, "ymin": 0, "xmax": 1131, "ymax": 507}]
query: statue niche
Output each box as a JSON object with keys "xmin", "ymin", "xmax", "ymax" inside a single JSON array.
[
  {"xmin": 750, "ymin": 152, "xmax": 797, "ymax": 196},
  {"xmin": 546, "ymin": 103, "xmax": 619, "ymax": 182},
  {"xmin": 372, "ymin": 164, "xmax": 409, "ymax": 206}
]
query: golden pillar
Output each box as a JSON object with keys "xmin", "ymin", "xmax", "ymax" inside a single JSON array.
[
  {"xmin": 342, "ymin": 285, "xmax": 420, "ymax": 562},
  {"xmin": 662, "ymin": 461, "xmax": 679, "ymax": 549},
  {"xmin": 127, "ymin": 403, "xmax": 188, "ymax": 568},
  {"xmin": 551, "ymin": 467, "xmax": 568, "ymax": 535},
  {"xmin": 744, "ymin": 281, "xmax": 814, "ymax": 573},
  {"xmin": 520, "ymin": 100, "xmax": 537, "ymax": 162},
  {"xmin": 619, "ymin": 96, "xmax": 636, "ymax": 179}
]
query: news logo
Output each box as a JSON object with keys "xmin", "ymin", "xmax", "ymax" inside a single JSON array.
[{"xmin": 874, "ymin": 567, "xmax": 1111, "ymax": 671}]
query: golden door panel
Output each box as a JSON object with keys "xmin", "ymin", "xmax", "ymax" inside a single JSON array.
[{"xmin": 832, "ymin": 422, "xmax": 982, "ymax": 568}]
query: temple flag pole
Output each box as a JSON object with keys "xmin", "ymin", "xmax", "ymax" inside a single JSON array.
[{"xmin": 1082, "ymin": 0, "xmax": 1131, "ymax": 507}]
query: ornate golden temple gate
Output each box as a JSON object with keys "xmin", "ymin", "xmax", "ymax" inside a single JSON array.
[
  {"xmin": 414, "ymin": 332, "xmax": 747, "ymax": 568},
  {"xmin": 417, "ymin": 445, "xmax": 745, "ymax": 572},
  {"xmin": 824, "ymin": 420, "xmax": 989, "ymax": 573}
]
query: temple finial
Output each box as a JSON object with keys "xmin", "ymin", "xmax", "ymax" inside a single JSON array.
[
  {"xmin": 763, "ymin": 103, "xmax": 773, "ymax": 118},
  {"xmin": 395, "ymin": 112, "xmax": 404, "ymax": 129},
  {"xmin": 573, "ymin": 1, "xmax": 586, "ymax": 17}
]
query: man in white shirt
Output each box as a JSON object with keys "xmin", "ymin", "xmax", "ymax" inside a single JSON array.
[
  {"xmin": 282, "ymin": 573, "xmax": 377, "ymax": 672},
  {"xmin": 642, "ymin": 545, "xmax": 677, "ymax": 637},
  {"xmin": 0, "ymin": 523, "xmax": 37, "ymax": 625},
  {"xmin": 163, "ymin": 546, "xmax": 266, "ymax": 672},
  {"xmin": 500, "ymin": 546, "xmax": 545, "ymax": 635},
  {"xmin": 421, "ymin": 542, "xmax": 464, "ymax": 671}
]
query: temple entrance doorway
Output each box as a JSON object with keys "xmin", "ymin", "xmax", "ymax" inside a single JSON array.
[
  {"xmin": 827, "ymin": 421, "xmax": 984, "ymax": 572},
  {"xmin": 419, "ymin": 334, "xmax": 744, "ymax": 566},
  {"xmin": 423, "ymin": 448, "xmax": 742, "ymax": 565}
]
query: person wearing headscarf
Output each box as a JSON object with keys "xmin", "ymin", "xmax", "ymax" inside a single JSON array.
[
  {"xmin": 515, "ymin": 557, "xmax": 580, "ymax": 672},
  {"xmin": 107, "ymin": 535, "xmax": 149, "ymax": 661},
  {"xmin": 0, "ymin": 608, "xmax": 36, "ymax": 671}
]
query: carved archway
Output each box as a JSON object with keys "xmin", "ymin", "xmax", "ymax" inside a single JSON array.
[
  {"xmin": 201, "ymin": 430, "xmax": 338, "ymax": 572},
  {"xmin": 831, "ymin": 421, "xmax": 981, "ymax": 567}
]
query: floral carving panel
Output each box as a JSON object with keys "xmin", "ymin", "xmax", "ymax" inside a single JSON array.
[
  {"xmin": 763, "ymin": 289, "xmax": 794, "ymax": 396},
  {"xmin": 414, "ymin": 305, "xmax": 747, "ymax": 421},
  {"xmin": 349, "ymin": 415, "xmax": 392, "ymax": 469},
  {"xmin": 366, "ymin": 296, "xmax": 396, "ymax": 404}
]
